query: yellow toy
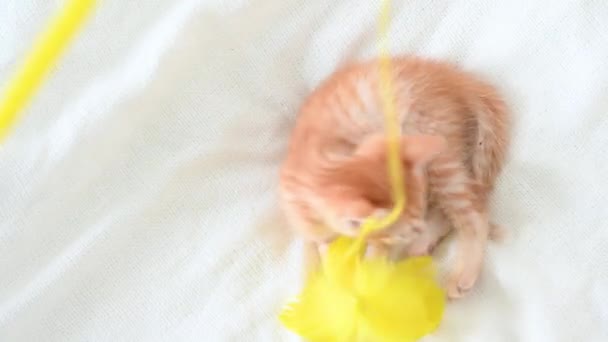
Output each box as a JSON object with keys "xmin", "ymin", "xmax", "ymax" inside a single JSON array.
[
  {"xmin": 278, "ymin": 0, "xmax": 446, "ymax": 340},
  {"xmin": 279, "ymin": 235, "xmax": 444, "ymax": 342},
  {"xmin": 0, "ymin": 0, "xmax": 97, "ymax": 143}
]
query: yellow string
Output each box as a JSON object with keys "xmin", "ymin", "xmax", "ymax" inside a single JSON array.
[
  {"xmin": 357, "ymin": 0, "xmax": 405, "ymax": 240},
  {"xmin": 281, "ymin": 2, "xmax": 446, "ymax": 340},
  {"xmin": 0, "ymin": 0, "xmax": 98, "ymax": 143}
]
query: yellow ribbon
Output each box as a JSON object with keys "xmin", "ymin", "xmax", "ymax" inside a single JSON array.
[
  {"xmin": 347, "ymin": 0, "xmax": 404, "ymax": 255},
  {"xmin": 0, "ymin": 0, "xmax": 98, "ymax": 142},
  {"xmin": 279, "ymin": 1, "xmax": 446, "ymax": 341}
]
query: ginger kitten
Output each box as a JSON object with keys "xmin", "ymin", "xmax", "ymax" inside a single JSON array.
[{"xmin": 279, "ymin": 56, "xmax": 510, "ymax": 298}]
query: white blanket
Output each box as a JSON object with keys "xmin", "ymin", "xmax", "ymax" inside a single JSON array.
[{"xmin": 1, "ymin": 0, "xmax": 607, "ymax": 341}]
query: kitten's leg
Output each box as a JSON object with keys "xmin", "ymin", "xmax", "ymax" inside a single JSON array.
[
  {"xmin": 473, "ymin": 180, "xmax": 508, "ymax": 242},
  {"xmin": 406, "ymin": 207, "xmax": 451, "ymax": 256},
  {"xmin": 281, "ymin": 200, "xmax": 335, "ymax": 279},
  {"xmin": 303, "ymin": 241, "xmax": 322, "ymax": 276},
  {"xmin": 489, "ymin": 222, "xmax": 507, "ymax": 242},
  {"xmin": 404, "ymin": 209, "xmax": 505, "ymax": 257},
  {"xmin": 430, "ymin": 155, "xmax": 490, "ymax": 299}
]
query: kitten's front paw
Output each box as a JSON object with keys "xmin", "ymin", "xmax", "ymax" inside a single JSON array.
[{"xmin": 446, "ymin": 267, "xmax": 479, "ymax": 299}]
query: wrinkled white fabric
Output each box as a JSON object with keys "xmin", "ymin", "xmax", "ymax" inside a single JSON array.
[{"xmin": 1, "ymin": 0, "xmax": 607, "ymax": 341}]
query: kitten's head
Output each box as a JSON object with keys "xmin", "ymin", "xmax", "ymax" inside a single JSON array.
[{"xmin": 317, "ymin": 134, "xmax": 446, "ymax": 245}]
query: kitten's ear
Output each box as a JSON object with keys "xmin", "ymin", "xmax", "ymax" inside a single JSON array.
[
  {"xmin": 355, "ymin": 133, "xmax": 446, "ymax": 165},
  {"xmin": 400, "ymin": 135, "xmax": 446, "ymax": 165},
  {"xmin": 353, "ymin": 134, "xmax": 386, "ymax": 158}
]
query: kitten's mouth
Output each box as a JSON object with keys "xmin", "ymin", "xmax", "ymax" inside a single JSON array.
[
  {"xmin": 366, "ymin": 230, "xmax": 412, "ymax": 246},
  {"xmin": 379, "ymin": 235, "xmax": 414, "ymax": 246}
]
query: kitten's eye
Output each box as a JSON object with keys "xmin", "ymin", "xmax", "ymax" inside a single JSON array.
[
  {"xmin": 346, "ymin": 218, "xmax": 363, "ymax": 229},
  {"xmin": 338, "ymin": 218, "xmax": 364, "ymax": 236}
]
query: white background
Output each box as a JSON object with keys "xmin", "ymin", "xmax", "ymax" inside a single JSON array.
[{"xmin": 1, "ymin": 0, "xmax": 607, "ymax": 341}]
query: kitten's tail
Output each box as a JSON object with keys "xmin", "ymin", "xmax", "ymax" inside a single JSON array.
[{"xmin": 471, "ymin": 84, "xmax": 511, "ymax": 192}]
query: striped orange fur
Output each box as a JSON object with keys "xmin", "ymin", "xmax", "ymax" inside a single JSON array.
[{"xmin": 279, "ymin": 56, "xmax": 510, "ymax": 298}]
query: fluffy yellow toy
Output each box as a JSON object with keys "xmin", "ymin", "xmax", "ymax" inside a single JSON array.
[
  {"xmin": 279, "ymin": 223, "xmax": 445, "ymax": 342},
  {"xmin": 278, "ymin": 1, "xmax": 445, "ymax": 340}
]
